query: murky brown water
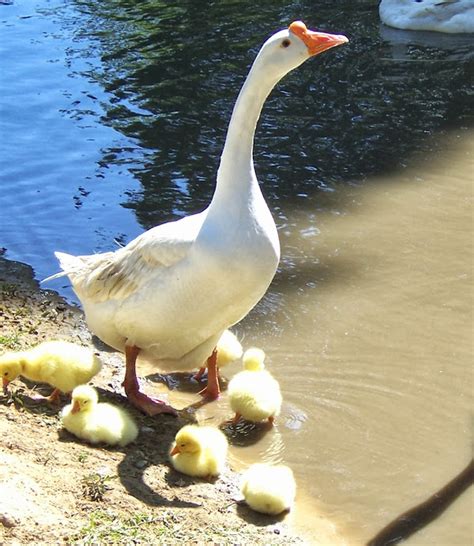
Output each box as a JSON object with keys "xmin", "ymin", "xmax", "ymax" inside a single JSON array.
[{"xmin": 161, "ymin": 131, "xmax": 473, "ymax": 545}]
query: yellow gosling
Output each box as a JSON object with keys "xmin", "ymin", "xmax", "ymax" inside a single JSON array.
[
  {"xmin": 169, "ymin": 424, "xmax": 228, "ymax": 478},
  {"xmin": 0, "ymin": 340, "xmax": 102, "ymax": 402},
  {"xmin": 61, "ymin": 385, "xmax": 138, "ymax": 447},
  {"xmin": 240, "ymin": 463, "xmax": 296, "ymax": 515},
  {"xmin": 227, "ymin": 348, "xmax": 282, "ymax": 425}
]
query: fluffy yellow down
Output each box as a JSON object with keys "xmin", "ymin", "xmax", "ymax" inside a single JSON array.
[
  {"xmin": 240, "ymin": 463, "xmax": 296, "ymax": 515},
  {"xmin": 228, "ymin": 348, "xmax": 282, "ymax": 423},
  {"xmin": 61, "ymin": 385, "xmax": 138, "ymax": 447},
  {"xmin": 241, "ymin": 347, "xmax": 266, "ymax": 371},
  {"xmin": 216, "ymin": 330, "xmax": 243, "ymax": 368},
  {"xmin": 0, "ymin": 340, "xmax": 102, "ymax": 394},
  {"xmin": 169, "ymin": 425, "xmax": 228, "ymax": 478},
  {"xmin": 194, "ymin": 330, "xmax": 243, "ymax": 379}
]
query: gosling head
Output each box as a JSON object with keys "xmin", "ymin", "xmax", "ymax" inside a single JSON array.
[
  {"xmin": 242, "ymin": 347, "xmax": 266, "ymax": 372},
  {"xmin": 0, "ymin": 353, "xmax": 24, "ymax": 393},
  {"xmin": 70, "ymin": 385, "xmax": 98, "ymax": 414},
  {"xmin": 170, "ymin": 425, "xmax": 202, "ymax": 456}
]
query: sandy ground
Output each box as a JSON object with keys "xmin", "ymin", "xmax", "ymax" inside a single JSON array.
[{"xmin": 0, "ymin": 256, "xmax": 306, "ymax": 545}]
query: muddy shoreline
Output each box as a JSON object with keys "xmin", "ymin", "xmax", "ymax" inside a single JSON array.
[{"xmin": 0, "ymin": 256, "xmax": 306, "ymax": 545}]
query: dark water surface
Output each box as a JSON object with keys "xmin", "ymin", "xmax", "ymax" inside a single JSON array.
[
  {"xmin": 1, "ymin": 1, "xmax": 473, "ymax": 544},
  {"xmin": 1, "ymin": 0, "xmax": 472, "ymax": 284}
]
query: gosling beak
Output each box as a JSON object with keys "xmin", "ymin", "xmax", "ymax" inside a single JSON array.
[
  {"xmin": 71, "ymin": 400, "xmax": 81, "ymax": 414},
  {"xmin": 289, "ymin": 21, "xmax": 348, "ymax": 56},
  {"xmin": 170, "ymin": 445, "xmax": 180, "ymax": 456},
  {"xmin": 2, "ymin": 377, "xmax": 10, "ymax": 394}
]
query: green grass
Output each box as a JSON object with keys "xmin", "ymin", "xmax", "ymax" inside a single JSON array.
[
  {"xmin": 77, "ymin": 452, "xmax": 89, "ymax": 464},
  {"xmin": 0, "ymin": 333, "xmax": 22, "ymax": 350},
  {"xmin": 0, "ymin": 282, "xmax": 18, "ymax": 297},
  {"xmin": 1, "ymin": 386, "xmax": 25, "ymax": 409},
  {"xmin": 81, "ymin": 473, "xmax": 116, "ymax": 502},
  {"xmin": 70, "ymin": 510, "xmax": 173, "ymax": 545}
]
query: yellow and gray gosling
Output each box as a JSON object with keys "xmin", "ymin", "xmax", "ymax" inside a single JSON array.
[
  {"xmin": 227, "ymin": 348, "xmax": 282, "ymax": 425},
  {"xmin": 169, "ymin": 424, "xmax": 228, "ymax": 478},
  {"xmin": 61, "ymin": 385, "xmax": 138, "ymax": 447},
  {"xmin": 0, "ymin": 340, "xmax": 102, "ymax": 402},
  {"xmin": 240, "ymin": 463, "xmax": 296, "ymax": 515}
]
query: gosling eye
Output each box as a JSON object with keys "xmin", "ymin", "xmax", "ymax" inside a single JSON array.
[
  {"xmin": 4, "ymin": 372, "xmax": 8, "ymax": 377},
  {"xmin": 281, "ymin": 38, "xmax": 291, "ymax": 48}
]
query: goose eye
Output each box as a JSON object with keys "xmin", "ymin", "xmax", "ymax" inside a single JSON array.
[
  {"xmin": 4, "ymin": 372, "xmax": 8, "ymax": 377},
  {"xmin": 281, "ymin": 39, "xmax": 291, "ymax": 48}
]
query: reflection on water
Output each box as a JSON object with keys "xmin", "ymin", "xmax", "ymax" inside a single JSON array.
[
  {"xmin": 1, "ymin": 0, "xmax": 473, "ymax": 544},
  {"xmin": 1, "ymin": 0, "xmax": 473, "ymax": 282}
]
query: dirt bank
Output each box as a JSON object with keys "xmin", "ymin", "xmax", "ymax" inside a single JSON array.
[{"xmin": 0, "ymin": 256, "xmax": 306, "ymax": 545}]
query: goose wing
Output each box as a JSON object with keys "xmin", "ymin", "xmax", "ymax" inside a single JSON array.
[{"xmin": 52, "ymin": 211, "xmax": 206, "ymax": 303}]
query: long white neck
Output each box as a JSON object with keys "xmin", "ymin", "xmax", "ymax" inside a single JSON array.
[{"xmin": 209, "ymin": 56, "xmax": 283, "ymax": 208}]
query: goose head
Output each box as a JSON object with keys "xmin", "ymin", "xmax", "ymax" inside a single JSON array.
[{"xmin": 252, "ymin": 21, "xmax": 348, "ymax": 83}]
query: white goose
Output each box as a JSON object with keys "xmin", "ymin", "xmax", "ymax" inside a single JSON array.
[
  {"xmin": 46, "ymin": 21, "xmax": 348, "ymax": 416},
  {"xmin": 379, "ymin": 0, "xmax": 474, "ymax": 33}
]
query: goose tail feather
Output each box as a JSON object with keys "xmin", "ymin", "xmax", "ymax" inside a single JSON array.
[{"xmin": 41, "ymin": 251, "xmax": 79, "ymax": 283}]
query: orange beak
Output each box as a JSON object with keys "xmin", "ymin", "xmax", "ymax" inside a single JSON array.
[
  {"xmin": 170, "ymin": 444, "xmax": 180, "ymax": 456},
  {"xmin": 2, "ymin": 377, "xmax": 10, "ymax": 393},
  {"xmin": 289, "ymin": 21, "xmax": 348, "ymax": 56},
  {"xmin": 71, "ymin": 400, "xmax": 81, "ymax": 414}
]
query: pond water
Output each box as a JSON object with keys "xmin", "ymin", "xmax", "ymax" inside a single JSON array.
[{"xmin": 1, "ymin": 1, "xmax": 472, "ymax": 544}]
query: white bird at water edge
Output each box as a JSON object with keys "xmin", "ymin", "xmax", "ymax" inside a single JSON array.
[{"xmin": 45, "ymin": 21, "xmax": 348, "ymax": 416}]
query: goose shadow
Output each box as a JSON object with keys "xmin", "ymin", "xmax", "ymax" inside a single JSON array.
[
  {"xmin": 97, "ymin": 387, "xmax": 202, "ymax": 508},
  {"xmin": 163, "ymin": 464, "xmax": 219, "ymax": 489},
  {"xmin": 116, "ymin": 413, "xmax": 201, "ymax": 508}
]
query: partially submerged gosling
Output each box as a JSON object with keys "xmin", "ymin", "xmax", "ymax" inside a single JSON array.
[
  {"xmin": 61, "ymin": 385, "xmax": 138, "ymax": 447},
  {"xmin": 0, "ymin": 340, "xmax": 102, "ymax": 402},
  {"xmin": 169, "ymin": 424, "xmax": 228, "ymax": 478},
  {"xmin": 240, "ymin": 463, "xmax": 296, "ymax": 515},
  {"xmin": 194, "ymin": 329, "xmax": 243, "ymax": 381},
  {"xmin": 227, "ymin": 348, "xmax": 282, "ymax": 425}
]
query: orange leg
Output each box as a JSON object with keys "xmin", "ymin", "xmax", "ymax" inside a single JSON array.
[
  {"xmin": 47, "ymin": 388, "xmax": 61, "ymax": 404},
  {"xmin": 198, "ymin": 349, "xmax": 220, "ymax": 400},
  {"xmin": 30, "ymin": 387, "xmax": 61, "ymax": 403},
  {"xmin": 193, "ymin": 366, "xmax": 206, "ymax": 381},
  {"xmin": 193, "ymin": 366, "xmax": 223, "ymax": 382},
  {"xmin": 268, "ymin": 415, "xmax": 275, "ymax": 426},
  {"xmin": 232, "ymin": 412, "xmax": 242, "ymax": 425},
  {"xmin": 123, "ymin": 344, "xmax": 177, "ymax": 416}
]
